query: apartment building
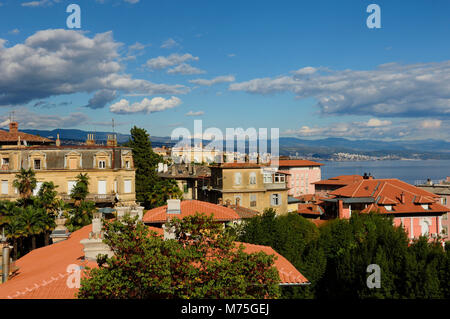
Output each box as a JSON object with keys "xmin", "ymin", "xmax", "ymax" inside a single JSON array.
[
  {"xmin": 0, "ymin": 131, "xmax": 136, "ymax": 206},
  {"xmin": 204, "ymin": 163, "xmax": 289, "ymax": 215},
  {"xmin": 277, "ymin": 159, "xmax": 323, "ymax": 196}
]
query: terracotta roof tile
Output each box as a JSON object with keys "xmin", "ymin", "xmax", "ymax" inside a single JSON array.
[
  {"xmin": 143, "ymin": 200, "xmax": 241, "ymax": 223},
  {"xmin": 331, "ymin": 179, "xmax": 449, "ymax": 215},
  {"xmin": 278, "ymin": 159, "xmax": 323, "ymax": 167},
  {"xmin": 0, "ymin": 224, "xmax": 307, "ymax": 298}
]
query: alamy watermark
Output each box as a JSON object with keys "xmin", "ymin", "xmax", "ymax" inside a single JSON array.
[
  {"xmin": 170, "ymin": 120, "xmax": 279, "ymax": 169},
  {"xmin": 366, "ymin": 264, "xmax": 381, "ymax": 289}
]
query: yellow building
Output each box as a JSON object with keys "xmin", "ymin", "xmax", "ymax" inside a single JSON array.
[
  {"xmin": 205, "ymin": 163, "xmax": 289, "ymax": 215},
  {"xmin": 0, "ymin": 135, "xmax": 136, "ymax": 206}
]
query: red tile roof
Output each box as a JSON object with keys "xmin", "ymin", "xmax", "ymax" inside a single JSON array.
[
  {"xmin": 0, "ymin": 129, "xmax": 52, "ymax": 143},
  {"xmin": 0, "ymin": 224, "xmax": 308, "ymax": 298},
  {"xmin": 228, "ymin": 205, "xmax": 260, "ymax": 219},
  {"xmin": 313, "ymin": 175, "xmax": 364, "ymax": 186},
  {"xmin": 238, "ymin": 242, "xmax": 309, "ymax": 285},
  {"xmin": 143, "ymin": 200, "xmax": 241, "ymax": 223},
  {"xmin": 278, "ymin": 159, "xmax": 323, "ymax": 167},
  {"xmin": 331, "ymin": 179, "xmax": 449, "ymax": 215}
]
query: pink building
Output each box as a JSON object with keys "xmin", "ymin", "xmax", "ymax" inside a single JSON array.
[
  {"xmin": 277, "ymin": 160, "xmax": 323, "ymax": 196},
  {"xmin": 416, "ymin": 177, "xmax": 450, "ymax": 241},
  {"xmin": 320, "ymin": 178, "xmax": 449, "ymax": 241}
]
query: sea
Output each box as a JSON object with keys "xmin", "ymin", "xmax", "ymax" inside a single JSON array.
[{"xmin": 320, "ymin": 160, "xmax": 450, "ymax": 185}]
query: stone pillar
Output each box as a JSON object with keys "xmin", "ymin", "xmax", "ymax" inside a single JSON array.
[{"xmin": 50, "ymin": 217, "xmax": 70, "ymax": 244}]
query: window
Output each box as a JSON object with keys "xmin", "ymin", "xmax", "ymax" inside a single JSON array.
[
  {"xmin": 34, "ymin": 159, "xmax": 41, "ymax": 170},
  {"xmin": 274, "ymin": 173, "xmax": 285, "ymax": 183},
  {"xmin": 33, "ymin": 182, "xmax": 43, "ymax": 196},
  {"xmin": 2, "ymin": 158, "xmax": 9, "ymax": 166},
  {"xmin": 125, "ymin": 161, "xmax": 130, "ymax": 169},
  {"xmin": 234, "ymin": 195, "xmax": 242, "ymax": 205},
  {"xmin": 271, "ymin": 193, "xmax": 281, "ymax": 206},
  {"xmin": 99, "ymin": 160, "xmax": 106, "ymax": 169},
  {"xmin": 421, "ymin": 219, "xmax": 430, "ymax": 236},
  {"xmin": 1, "ymin": 181, "xmax": 8, "ymax": 195},
  {"xmin": 263, "ymin": 172, "xmax": 272, "ymax": 184},
  {"xmin": 68, "ymin": 181, "xmax": 76, "ymax": 194},
  {"xmin": 234, "ymin": 173, "xmax": 242, "ymax": 185},
  {"xmin": 249, "ymin": 172, "xmax": 256, "ymax": 185},
  {"xmin": 98, "ymin": 180, "xmax": 107, "ymax": 195},
  {"xmin": 250, "ymin": 194, "xmax": 257, "ymax": 207},
  {"xmin": 124, "ymin": 180, "xmax": 132, "ymax": 193}
]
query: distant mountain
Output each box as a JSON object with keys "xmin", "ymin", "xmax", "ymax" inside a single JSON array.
[{"xmin": 16, "ymin": 128, "xmax": 450, "ymax": 159}]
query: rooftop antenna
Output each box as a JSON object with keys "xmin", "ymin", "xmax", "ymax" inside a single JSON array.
[{"xmin": 112, "ymin": 118, "xmax": 115, "ymax": 134}]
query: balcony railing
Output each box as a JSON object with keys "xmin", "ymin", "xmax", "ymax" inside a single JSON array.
[{"xmin": 60, "ymin": 193, "xmax": 116, "ymax": 203}]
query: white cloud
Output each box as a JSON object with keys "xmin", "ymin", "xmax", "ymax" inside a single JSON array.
[
  {"xmin": 185, "ymin": 111, "xmax": 204, "ymax": 116},
  {"xmin": 160, "ymin": 38, "xmax": 179, "ymax": 49},
  {"xmin": 21, "ymin": 0, "xmax": 59, "ymax": 7},
  {"xmin": 145, "ymin": 53, "xmax": 199, "ymax": 70},
  {"xmin": 109, "ymin": 96, "xmax": 182, "ymax": 114},
  {"xmin": 284, "ymin": 118, "xmax": 450, "ymax": 140},
  {"xmin": 230, "ymin": 61, "xmax": 450, "ymax": 118},
  {"xmin": 189, "ymin": 75, "xmax": 235, "ymax": 86},
  {"xmin": 0, "ymin": 107, "xmax": 88, "ymax": 128},
  {"xmin": 367, "ymin": 118, "xmax": 392, "ymax": 127},
  {"xmin": 167, "ymin": 63, "xmax": 205, "ymax": 75},
  {"xmin": 8, "ymin": 29, "xmax": 20, "ymax": 35},
  {"xmin": 420, "ymin": 119, "xmax": 441, "ymax": 129},
  {"xmin": 0, "ymin": 29, "xmax": 188, "ymax": 106}
]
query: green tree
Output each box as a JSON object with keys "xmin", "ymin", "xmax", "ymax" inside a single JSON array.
[
  {"xmin": 65, "ymin": 201, "xmax": 96, "ymax": 233},
  {"xmin": 70, "ymin": 173, "xmax": 90, "ymax": 206},
  {"xmin": 19, "ymin": 206, "xmax": 46, "ymax": 251},
  {"xmin": 125, "ymin": 126, "xmax": 181, "ymax": 209},
  {"xmin": 238, "ymin": 209, "xmax": 324, "ymax": 298},
  {"xmin": 78, "ymin": 213, "xmax": 280, "ymax": 299},
  {"xmin": 13, "ymin": 168, "xmax": 37, "ymax": 203}
]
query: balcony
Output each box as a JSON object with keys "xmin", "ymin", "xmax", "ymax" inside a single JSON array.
[
  {"xmin": 264, "ymin": 182, "xmax": 287, "ymax": 190},
  {"xmin": 60, "ymin": 193, "xmax": 116, "ymax": 203}
]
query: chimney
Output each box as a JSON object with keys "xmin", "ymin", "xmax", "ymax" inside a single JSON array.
[
  {"xmin": 50, "ymin": 213, "xmax": 70, "ymax": 243},
  {"xmin": 400, "ymin": 192, "xmax": 405, "ymax": 204},
  {"xmin": 218, "ymin": 198, "xmax": 223, "ymax": 206},
  {"xmin": 80, "ymin": 212, "xmax": 113, "ymax": 261},
  {"xmin": 167, "ymin": 199, "xmax": 181, "ymax": 215},
  {"xmin": 55, "ymin": 133, "xmax": 61, "ymax": 147},
  {"xmin": 236, "ymin": 197, "xmax": 240, "ymax": 206},
  {"xmin": 86, "ymin": 133, "xmax": 95, "ymax": 146},
  {"xmin": 1, "ymin": 229, "xmax": 12, "ymax": 283},
  {"xmin": 225, "ymin": 199, "xmax": 231, "ymax": 207},
  {"xmin": 9, "ymin": 122, "xmax": 18, "ymax": 134},
  {"xmin": 107, "ymin": 134, "xmax": 117, "ymax": 147}
]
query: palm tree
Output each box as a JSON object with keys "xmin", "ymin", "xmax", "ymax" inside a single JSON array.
[
  {"xmin": 20, "ymin": 206, "xmax": 45, "ymax": 251},
  {"xmin": 13, "ymin": 168, "xmax": 37, "ymax": 201},
  {"xmin": 71, "ymin": 173, "xmax": 89, "ymax": 206},
  {"xmin": 5, "ymin": 213, "xmax": 25, "ymax": 260}
]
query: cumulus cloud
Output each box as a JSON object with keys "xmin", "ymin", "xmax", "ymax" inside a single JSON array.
[
  {"xmin": 0, "ymin": 29, "xmax": 187, "ymax": 106},
  {"xmin": 230, "ymin": 61, "xmax": 450, "ymax": 118},
  {"xmin": 83, "ymin": 90, "xmax": 117, "ymax": 109},
  {"xmin": 185, "ymin": 111, "xmax": 204, "ymax": 116},
  {"xmin": 189, "ymin": 75, "xmax": 235, "ymax": 86},
  {"xmin": 367, "ymin": 118, "xmax": 392, "ymax": 127},
  {"xmin": 420, "ymin": 119, "xmax": 442, "ymax": 129},
  {"xmin": 284, "ymin": 118, "xmax": 450, "ymax": 140},
  {"xmin": 160, "ymin": 38, "xmax": 179, "ymax": 49},
  {"xmin": 0, "ymin": 108, "xmax": 88, "ymax": 128},
  {"xmin": 145, "ymin": 53, "xmax": 199, "ymax": 70},
  {"xmin": 21, "ymin": 0, "xmax": 59, "ymax": 7},
  {"xmin": 109, "ymin": 96, "xmax": 182, "ymax": 114},
  {"xmin": 167, "ymin": 63, "xmax": 205, "ymax": 75}
]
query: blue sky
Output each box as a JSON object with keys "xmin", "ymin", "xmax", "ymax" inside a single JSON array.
[{"xmin": 0, "ymin": 0, "xmax": 449, "ymax": 140}]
